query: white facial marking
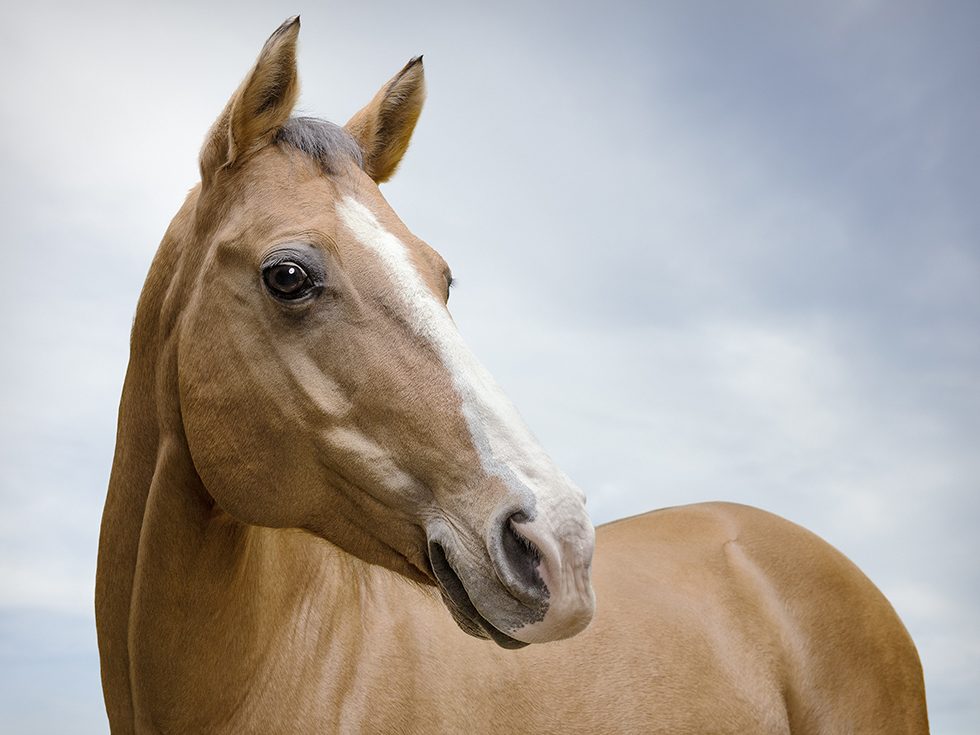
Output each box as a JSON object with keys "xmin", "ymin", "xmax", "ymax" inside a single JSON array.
[{"xmin": 336, "ymin": 196, "xmax": 556, "ymax": 496}]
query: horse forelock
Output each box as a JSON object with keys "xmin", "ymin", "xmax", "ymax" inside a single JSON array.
[{"xmin": 274, "ymin": 117, "xmax": 364, "ymax": 175}]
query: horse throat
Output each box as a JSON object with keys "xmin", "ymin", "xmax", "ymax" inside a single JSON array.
[{"xmin": 98, "ymin": 371, "xmax": 377, "ymax": 730}]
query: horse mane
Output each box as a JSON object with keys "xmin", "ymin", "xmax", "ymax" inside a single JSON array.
[{"xmin": 274, "ymin": 116, "xmax": 364, "ymax": 174}]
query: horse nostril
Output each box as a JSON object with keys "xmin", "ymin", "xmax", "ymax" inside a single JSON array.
[{"xmin": 498, "ymin": 512, "xmax": 547, "ymax": 598}]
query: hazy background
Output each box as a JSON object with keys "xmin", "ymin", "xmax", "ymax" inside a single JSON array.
[{"xmin": 2, "ymin": 1, "xmax": 977, "ymax": 731}]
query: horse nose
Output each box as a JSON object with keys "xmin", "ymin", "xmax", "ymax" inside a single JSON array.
[{"xmin": 490, "ymin": 510, "xmax": 550, "ymax": 606}]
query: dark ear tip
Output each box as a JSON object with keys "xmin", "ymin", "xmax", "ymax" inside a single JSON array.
[
  {"xmin": 272, "ymin": 15, "xmax": 301, "ymax": 38},
  {"xmin": 387, "ymin": 56, "xmax": 425, "ymax": 90},
  {"xmin": 261, "ymin": 16, "xmax": 300, "ymax": 55}
]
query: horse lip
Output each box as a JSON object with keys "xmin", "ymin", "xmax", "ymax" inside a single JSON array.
[{"xmin": 427, "ymin": 540, "xmax": 530, "ymax": 650}]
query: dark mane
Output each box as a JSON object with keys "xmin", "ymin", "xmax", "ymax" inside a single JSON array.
[{"xmin": 274, "ymin": 117, "xmax": 364, "ymax": 174}]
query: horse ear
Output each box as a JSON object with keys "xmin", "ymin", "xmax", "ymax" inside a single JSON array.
[
  {"xmin": 199, "ymin": 16, "xmax": 301, "ymax": 186},
  {"xmin": 345, "ymin": 57, "xmax": 426, "ymax": 183}
]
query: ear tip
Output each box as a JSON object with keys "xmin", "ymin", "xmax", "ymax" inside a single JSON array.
[
  {"xmin": 404, "ymin": 55, "xmax": 425, "ymax": 79},
  {"xmin": 273, "ymin": 15, "xmax": 301, "ymax": 39},
  {"xmin": 260, "ymin": 15, "xmax": 300, "ymax": 57}
]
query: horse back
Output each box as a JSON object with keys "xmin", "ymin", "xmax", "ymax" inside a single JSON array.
[{"xmin": 590, "ymin": 502, "xmax": 929, "ymax": 734}]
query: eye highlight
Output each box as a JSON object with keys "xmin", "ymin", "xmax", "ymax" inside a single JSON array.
[{"xmin": 263, "ymin": 261, "xmax": 314, "ymax": 299}]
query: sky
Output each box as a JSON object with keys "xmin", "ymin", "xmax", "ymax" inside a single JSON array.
[{"xmin": 1, "ymin": 0, "xmax": 977, "ymax": 731}]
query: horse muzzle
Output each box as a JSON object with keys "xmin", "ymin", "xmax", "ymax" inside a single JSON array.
[{"xmin": 426, "ymin": 493, "xmax": 596, "ymax": 647}]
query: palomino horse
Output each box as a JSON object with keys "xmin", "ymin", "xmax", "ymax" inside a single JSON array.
[{"xmin": 96, "ymin": 17, "xmax": 929, "ymax": 734}]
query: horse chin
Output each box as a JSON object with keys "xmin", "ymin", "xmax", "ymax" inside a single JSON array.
[
  {"xmin": 428, "ymin": 541, "xmax": 530, "ymax": 650},
  {"xmin": 443, "ymin": 590, "xmax": 531, "ymax": 650}
]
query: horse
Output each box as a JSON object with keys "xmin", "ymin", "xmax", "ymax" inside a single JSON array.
[{"xmin": 96, "ymin": 17, "xmax": 929, "ymax": 734}]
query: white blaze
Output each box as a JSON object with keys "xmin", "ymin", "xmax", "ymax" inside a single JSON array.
[{"xmin": 336, "ymin": 196, "xmax": 560, "ymax": 496}]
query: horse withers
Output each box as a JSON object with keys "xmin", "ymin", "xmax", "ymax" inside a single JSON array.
[{"xmin": 96, "ymin": 17, "xmax": 929, "ymax": 734}]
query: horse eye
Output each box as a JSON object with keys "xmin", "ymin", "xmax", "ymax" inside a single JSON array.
[{"xmin": 263, "ymin": 262, "xmax": 313, "ymax": 299}]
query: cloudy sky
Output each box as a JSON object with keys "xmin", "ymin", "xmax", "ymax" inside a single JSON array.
[{"xmin": 1, "ymin": 1, "xmax": 977, "ymax": 731}]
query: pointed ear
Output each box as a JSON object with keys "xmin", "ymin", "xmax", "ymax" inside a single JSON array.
[
  {"xmin": 345, "ymin": 57, "xmax": 426, "ymax": 183},
  {"xmin": 199, "ymin": 16, "xmax": 301, "ymax": 186}
]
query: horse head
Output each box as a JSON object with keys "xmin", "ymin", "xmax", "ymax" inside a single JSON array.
[{"xmin": 172, "ymin": 17, "xmax": 594, "ymax": 648}]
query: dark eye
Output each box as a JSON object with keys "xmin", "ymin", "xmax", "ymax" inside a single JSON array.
[{"xmin": 263, "ymin": 261, "xmax": 314, "ymax": 299}]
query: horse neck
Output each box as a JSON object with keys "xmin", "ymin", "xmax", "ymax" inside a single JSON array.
[
  {"xmin": 96, "ymin": 203, "xmax": 180, "ymax": 729},
  {"xmin": 103, "ymin": 411, "xmax": 372, "ymax": 727}
]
